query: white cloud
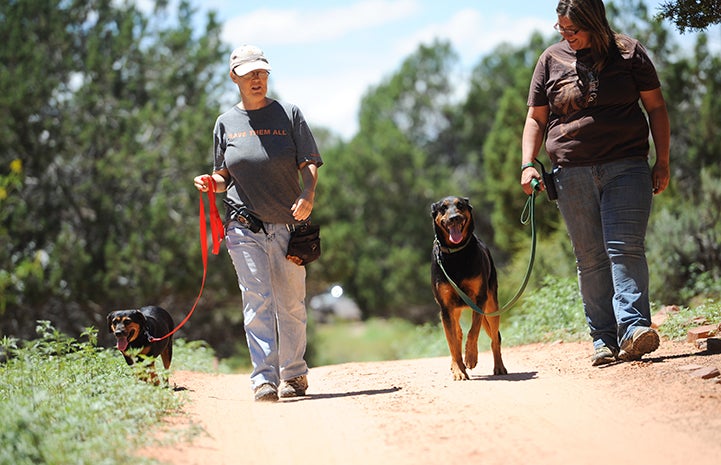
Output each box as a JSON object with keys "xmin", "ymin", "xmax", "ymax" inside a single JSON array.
[
  {"xmin": 275, "ymin": 68, "xmax": 374, "ymax": 138},
  {"xmin": 397, "ymin": 9, "xmax": 552, "ymax": 68},
  {"xmin": 222, "ymin": 0, "xmax": 420, "ymax": 45}
]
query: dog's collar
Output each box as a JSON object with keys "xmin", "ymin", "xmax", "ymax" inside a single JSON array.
[{"xmin": 434, "ymin": 236, "xmax": 471, "ymax": 254}]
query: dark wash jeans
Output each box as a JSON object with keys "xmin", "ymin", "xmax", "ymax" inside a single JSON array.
[{"xmin": 554, "ymin": 157, "xmax": 653, "ymax": 350}]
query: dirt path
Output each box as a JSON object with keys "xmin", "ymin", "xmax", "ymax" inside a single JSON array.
[{"xmin": 145, "ymin": 339, "xmax": 721, "ymax": 465}]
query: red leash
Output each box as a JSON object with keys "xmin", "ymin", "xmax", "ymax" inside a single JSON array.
[{"xmin": 149, "ymin": 176, "xmax": 223, "ymax": 342}]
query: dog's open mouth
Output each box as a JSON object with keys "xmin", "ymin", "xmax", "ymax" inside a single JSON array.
[
  {"xmin": 116, "ymin": 336, "xmax": 129, "ymax": 352},
  {"xmin": 447, "ymin": 222, "xmax": 465, "ymax": 245}
]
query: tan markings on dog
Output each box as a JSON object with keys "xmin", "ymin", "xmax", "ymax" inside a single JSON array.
[
  {"xmin": 435, "ymin": 282, "xmax": 458, "ymax": 303},
  {"xmin": 121, "ymin": 320, "xmax": 141, "ymax": 342},
  {"xmin": 436, "ymin": 278, "xmax": 483, "ymax": 308},
  {"xmin": 460, "ymin": 276, "xmax": 482, "ymax": 302}
]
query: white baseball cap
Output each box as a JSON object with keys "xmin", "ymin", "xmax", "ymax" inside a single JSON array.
[{"xmin": 229, "ymin": 44, "xmax": 272, "ymax": 76}]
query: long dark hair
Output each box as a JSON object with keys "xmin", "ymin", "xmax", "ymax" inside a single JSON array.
[{"xmin": 556, "ymin": 0, "xmax": 623, "ymax": 72}]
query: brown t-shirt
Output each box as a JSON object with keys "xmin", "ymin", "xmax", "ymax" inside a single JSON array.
[{"xmin": 527, "ymin": 35, "xmax": 661, "ymax": 166}]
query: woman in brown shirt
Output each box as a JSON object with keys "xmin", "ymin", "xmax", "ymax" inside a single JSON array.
[{"xmin": 520, "ymin": 0, "xmax": 670, "ymax": 366}]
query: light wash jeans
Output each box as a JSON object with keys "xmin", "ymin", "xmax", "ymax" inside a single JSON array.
[
  {"xmin": 553, "ymin": 158, "xmax": 653, "ymax": 351},
  {"xmin": 225, "ymin": 221, "xmax": 309, "ymax": 390}
]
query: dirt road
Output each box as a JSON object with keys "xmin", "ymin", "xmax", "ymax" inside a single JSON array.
[{"xmin": 145, "ymin": 339, "xmax": 721, "ymax": 465}]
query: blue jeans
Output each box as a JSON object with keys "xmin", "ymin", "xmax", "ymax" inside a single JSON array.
[
  {"xmin": 554, "ymin": 158, "xmax": 653, "ymax": 350},
  {"xmin": 225, "ymin": 221, "xmax": 309, "ymax": 389}
]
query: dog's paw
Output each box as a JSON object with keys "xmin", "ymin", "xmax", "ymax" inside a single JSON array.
[
  {"xmin": 451, "ymin": 365, "xmax": 470, "ymax": 381},
  {"xmin": 464, "ymin": 352, "xmax": 478, "ymax": 370},
  {"xmin": 493, "ymin": 365, "xmax": 508, "ymax": 376}
]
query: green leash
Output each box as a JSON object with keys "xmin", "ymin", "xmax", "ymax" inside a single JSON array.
[{"xmin": 435, "ymin": 183, "xmax": 539, "ymax": 317}]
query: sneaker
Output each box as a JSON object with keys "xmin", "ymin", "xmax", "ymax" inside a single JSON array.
[
  {"xmin": 592, "ymin": 345, "xmax": 618, "ymax": 366},
  {"xmin": 279, "ymin": 375, "xmax": 308, "ymax": 398},
  {"xmin": 253, "ymin": 383, "xmax": 278, "ymax": 402},
  {"xmin": 618, "ymin": 327, "xmax": 660, "ymax": 361}
]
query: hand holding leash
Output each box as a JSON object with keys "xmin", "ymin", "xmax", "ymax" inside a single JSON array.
[
  {"xmin": 521, "ymin": 160, "xmax": 557, "ymax": 200},
  {"xmin": 521, "ymin": 162, "xmax": 543, "ymax": 196},
  {"xmin": 194, "ymin": 174, "xmax": 212, "ymax": 192}
]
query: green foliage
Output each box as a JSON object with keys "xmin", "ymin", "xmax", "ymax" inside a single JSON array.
[
  {"xmin": 461, "ymin": 34, "xmax": 552, "ymax": 242},
  {"xmin": 312, "ymin": 40, "xmax": 460, "ymax": 319},
  {"xmin": 647, "ymin": 168, "xmax": 721, "ymax": 303},
  {"xmin": 0, "ymin": 0, "xmax": 236, "ymax": 337},
  {"xmin": 656, "ymin": 0, "xmax": 721, "ymax": 32},
  {"xmin": 658, "ymin": 299, "xmax": 721, "ymax": 340},
  {"xmin": 483, "ymin": 89, "xmax": 531, "ymax": 252},
  {"xmin": 502, "ymin": 276, "xmax": 589, "ymax": 346},
  {"xmin": 0, "ymin": 322, "xmax": 194, "ymax": 465},
  {"xmin": 171, "ymin": 338, "xmax": 233, "ymax": 373},
  {"xmin": 311, "ymin": 318, "xmax": 433, "ymax": 366}
]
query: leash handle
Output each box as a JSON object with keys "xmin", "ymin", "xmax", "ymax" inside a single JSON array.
[
  {"xmin": 204, "ymin": 176, "xmax": 224, "ymax": 255},
  {"xmin": 149, "ymin": 177, "xmax": 223, "ymax": 343}
]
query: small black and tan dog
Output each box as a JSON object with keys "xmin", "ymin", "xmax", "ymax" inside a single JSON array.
[
  {"xmin": 107, "ymin": 306, "xmax": 174, "ymax": 382},
  {"xmin": 431, "ymin": 196, "xmax": 507, "ymax": 380}
]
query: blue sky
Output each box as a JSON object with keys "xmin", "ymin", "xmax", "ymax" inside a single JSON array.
[{"xmin": 179, "ymin": 0, "xmax": 717, "ymax": 140}]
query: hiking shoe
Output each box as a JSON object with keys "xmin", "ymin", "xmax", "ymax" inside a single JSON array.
[
  {"xmin": 254, "ymin": 383, "xmax": 278, "ymax": 402},
  {"xmin": 279, "ymin": 375, "xmax": 308, "ymax": 398},
  {"xmin": 592, "ymin": 345, "xmax": 618, "ymax": 366},
  {"xmin": 618, "ymin": 327, "xmax": 660, "ymax": 361}
]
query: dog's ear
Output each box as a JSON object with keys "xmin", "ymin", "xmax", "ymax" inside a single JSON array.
[
  {"xmin": 461, "ymin": 197, "xmax": 472, "ymax": 211},
  {"xmin": 130, "ymin": 310, "xmax": 147, "ymax": 325},
  {"xmin": 431, "ymin": 201, "xmax": 440, "ymax": 217},
  {"xmin": 107, "ymin": 312, "xmax": 116, "ymax": 333}
]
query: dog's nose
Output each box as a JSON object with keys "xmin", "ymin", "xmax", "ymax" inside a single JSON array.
[{"xmin": 447, "ymin": 213, "xmax": 464, "ymax": 224}]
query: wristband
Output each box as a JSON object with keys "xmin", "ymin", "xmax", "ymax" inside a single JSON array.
[{"xmin": 520, "ymin": 162, "xmax": 535, "ymax": 172}]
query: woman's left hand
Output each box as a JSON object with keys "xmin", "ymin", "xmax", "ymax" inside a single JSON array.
[
  {"xmin": 291, "ymin": 193, "xmax": 314, "ymax": 221},
  {"xmin": 652, "ymin": 162, "xmax": 670, "ymax": 194},
  {"xmin": 294, "ymin": 162, "xmax": 318, "ymax": 220}
]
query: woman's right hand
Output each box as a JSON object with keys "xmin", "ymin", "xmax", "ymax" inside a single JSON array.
[
  {"xmin": 193, "ymin": 174, "xmax": 212, "ymax": 192},
  {"xmin": 521, "ymin": 167, "xmax": 543, "ymax": 196}
]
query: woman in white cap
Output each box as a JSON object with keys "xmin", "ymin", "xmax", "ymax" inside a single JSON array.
[{"xmin": 194, "ymin": 45, "xmax": 322, "ymax": 402}]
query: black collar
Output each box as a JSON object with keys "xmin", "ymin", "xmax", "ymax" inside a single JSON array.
[{"xmin": 434, "ymin": 236, "xmax": 472, "ymax": 255}]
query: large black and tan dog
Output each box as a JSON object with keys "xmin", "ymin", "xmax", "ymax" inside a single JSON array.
[
  {"xmin": 107, "ymin": 306, "xmax": 174, "ymax": 382},
  {"xmin": 431, "ymin": 196, "xmax": 507, "ymax": 380}
]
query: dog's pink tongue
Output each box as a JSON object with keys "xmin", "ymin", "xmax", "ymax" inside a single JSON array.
[
  {"xmin": 448, "ymin": 225, "xmax": 463, "ymax": 244},
  {"xmin": 116, "ymin": 337, "xmax": 129, "ymax": 352}
]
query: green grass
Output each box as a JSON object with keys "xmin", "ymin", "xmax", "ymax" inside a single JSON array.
[
  {"xmin": 311, "ymin": 318, "xmax": 449, "ymax": 366},
  {"xmin": 657, "ymin": 299, "xmax": 721, "ymax": 340},
  {"xmin": 0, "ymin": 321, "xmax": 221, "ymax": 465}
]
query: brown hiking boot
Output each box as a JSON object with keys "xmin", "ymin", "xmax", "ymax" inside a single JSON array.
[
  {"xmin": 279, "ymin": 375, "xmax": 308, "ymax": 398},
  {"xmin": 618, "ymin": 327, "xmax": 660, "ymax": 361},
  {"xmin": 253, "ymin": 383, "xmax": 278, "ymax": 402},
  {"xmin": 592, "ymin": 345, "xmax": 618, "ymax": 366}
]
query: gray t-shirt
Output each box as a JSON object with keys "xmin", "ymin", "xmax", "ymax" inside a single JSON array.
[{"xmin": 213, "ymin": 100, "xmax": 323, "ymax": 224}]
